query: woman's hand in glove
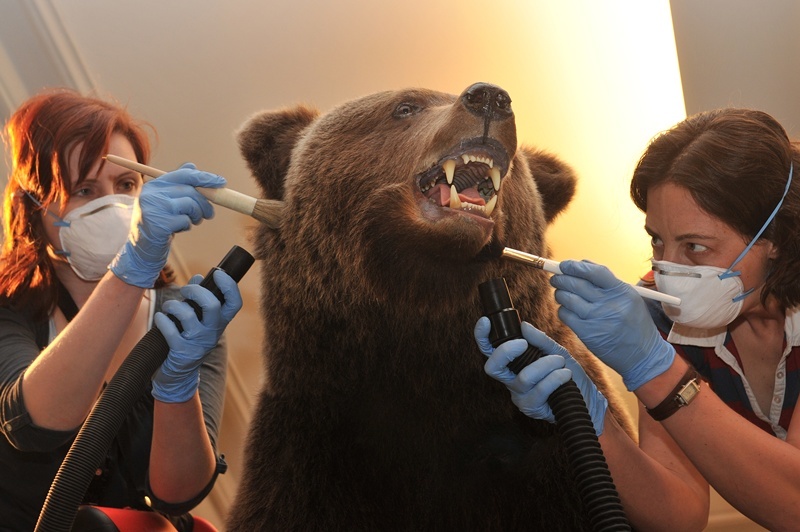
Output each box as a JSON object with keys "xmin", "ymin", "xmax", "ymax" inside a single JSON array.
[
  {"xmin": 551, "ymin": 259, "xmax": 675, "ymax": 391},
  {"xmin": 151, "ymin": 269, "xmax": 243, "ymax": 403},
  {"xmin": 111, "ymin": 163, "xmax": 225, "ymax": 288},
  {"xmin": 474, "ymin": 317, "xmax": 608, "ymax": 436}
]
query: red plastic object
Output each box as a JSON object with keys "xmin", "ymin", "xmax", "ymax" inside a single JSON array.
[{"xmin": 71, "ymin": 506, "xmax": 218, "ymax": 531}]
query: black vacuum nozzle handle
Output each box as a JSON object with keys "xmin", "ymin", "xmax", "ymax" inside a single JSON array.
[
  {"xmin": 174, "ymin": 245, "xmax": 255, "ymax": 330},
  {"xmin": 478, "ymin": 277, "xmax": 542, "ymax": 374},
  {"xmin": 198, "ymin": 245, "xmax": 256, "ymax": 298}
]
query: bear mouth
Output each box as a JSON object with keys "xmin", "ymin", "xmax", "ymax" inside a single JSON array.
[{"xmin": 416, "ymin": 140, "xmax": 509, "ymax": 219}]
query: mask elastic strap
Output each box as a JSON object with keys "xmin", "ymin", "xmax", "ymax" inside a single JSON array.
[
  {"xmin": 24, "ymin": 191, "xmax": 72, "ymax": 257},
  {"xmin": 24, "ymin": 191, "xmax": 70, "ymax": 228},
  {"xmin": 732, "ymin": 288, "xmax": 755, "ymax": 302},
  {"xmin": 720, "ymin": 162, "xmax": 793, "ymax": 280}
]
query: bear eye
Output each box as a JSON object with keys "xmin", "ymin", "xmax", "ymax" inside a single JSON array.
[{"xmin": 393, "ymin": 103, "xmax": 422, "ymax": 118}]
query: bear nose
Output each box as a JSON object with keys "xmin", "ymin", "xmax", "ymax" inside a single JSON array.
[{"xmin": 461, "ymin": 83, "xmax": 513, "ymax": 120}]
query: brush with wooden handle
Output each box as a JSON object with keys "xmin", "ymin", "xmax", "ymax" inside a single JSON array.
[
  {"xmin": 501, "ymin": 247, "xmax": 681, "ymax": 306},
  {"xmin": 104, "ymin": 154, "xmax": 283, "ymax": 228}
]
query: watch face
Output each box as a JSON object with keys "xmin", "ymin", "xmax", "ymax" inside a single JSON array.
[
  {"xmin": 677, "ymin": 379, "xmax": 700, "ymax": 406},
  {"xmin": 647, "ymin": 369, "xmax": 701, "ymax": 421}
]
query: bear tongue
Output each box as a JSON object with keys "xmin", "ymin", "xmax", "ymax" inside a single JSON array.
[{"xmin": 431, "ymin": 184, "xmax": 486, "ymax": 207}]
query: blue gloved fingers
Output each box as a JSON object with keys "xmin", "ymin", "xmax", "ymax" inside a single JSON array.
[
  {"xmin": 165, "ymin": 196, "xmax": 210, "ymax": 226},
  {"xmin": 519, "ymin": 322, "xmax": 569, "ymax": 357},
  {"xmin": 475, "ymin": 318, "xmax": 569, "ymax": 359},
  {"xmin": 140, "ymin": 181, "xmax": 215, "ymax": 223},
  {"xmin": 473, "ymin": 316, "xmax": 494, "ymax": 357},
  {"xmin": 178, "ymin": 283, "xmax": 224, "ymax": 329},
  {"xmin": 552, "ymin": 288, "xmax": 594, "ymax": 321},
  {"xmin": 484, "ymin": 338, "xmax": 531, "ymax": 383},
  {"xmin": 211, "ymin": 269, "xmax": 244, "ymax": 322},
  {"xmin": 550, "ymin": 275, "xmax": 603, "ymax": 306},
  {"xmin": 511, "ymin": 355, "xmax": 569, "ymax": 394},
  {"xmin": 153, "ymin": 310, "xmax": 183, "ymax": 343},
  {"xmin": 509, "ymin": 364, "xmax": 572, "ymax": 423},
  {"xmin": 187, "ymin": 273, "xmax": 204, "ymax": 285},
  {"xmin": 135, "ymin": 203, "xmax": 193, "ymax": 237},
  {"xmin": 157, "ymin": 162, "xmax": 227, "ymax": 190},
  {"xmin": 551, "ymin": 260, "xmax": 640, "ymax": 315},
  {"xmin": 561, "ymin": 352, "xmax": 609, "ymax": 436},
  {"xmin": 555, "ymin": 303, "xmax": 585, "ymax": 336},
  {"xmin": 159, "ymin": 298, "xmax": 212, "ymax": 336},
  {"xmin": 557, "ymin": 259, "xmax": 625, "ymax": 290}
]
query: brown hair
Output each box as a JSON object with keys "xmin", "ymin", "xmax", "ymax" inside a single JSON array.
[
  {"xmin": 0, "ymin": 88, "xmax": 169, "ymax": 321},
  {"xmin": 630, "ymin": 108, "xmax": 800, "ymax": 308}
]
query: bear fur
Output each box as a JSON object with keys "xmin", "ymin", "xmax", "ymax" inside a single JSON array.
[{"xmin": 227, "ymin": 83, "xmax": 636, "ymax": 531}]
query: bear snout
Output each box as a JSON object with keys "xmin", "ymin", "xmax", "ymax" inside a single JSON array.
[{"xmin": 460, "ymin": 82, "xmax": 513, "ymax": 121}]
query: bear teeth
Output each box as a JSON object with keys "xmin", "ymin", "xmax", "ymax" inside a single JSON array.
[
  {"xmin": 489, "ymin": 167, "xmax": 501, "ymax": 192},
  {"xmin": 448, "ymin": 194, "xmax": 497, "ymax": 216},
  {"xmin": 443, "ymin": 156, "xmax": 500, "ymax": 192},
  {"xmin": 461, "ymin": 153, "xmax": 494, "ymax": 168},
  {"xmin": 450, "ymin": 183, "xmax": 462, "ymax": 209},
  {"xmin": 443, "ymin": 159, "xmax": 456, "ymax": 185},
  {"xmin": 418, "ymin": 151, "xmax": 504, "ymax": 217}
]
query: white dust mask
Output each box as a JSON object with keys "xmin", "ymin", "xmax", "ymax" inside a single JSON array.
[
  {"xmin": 652, "ymin": 163, "xmax": 793, "ymax": 330},
  {"xmin": 651, "ymin": 260, "xmax": 749, "ymax": 329},
  {"xmin": 48, "ymin": 194, "xmax": 134, "ymax": 281}
]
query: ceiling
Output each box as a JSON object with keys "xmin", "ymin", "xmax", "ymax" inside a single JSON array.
[
  {"xmin": 1, "ymin": 0, "xmax": 794, "ymax": 529},
  {"xmin": 670, "ymin": 0, "xmax": 800, "ymax": 134}
]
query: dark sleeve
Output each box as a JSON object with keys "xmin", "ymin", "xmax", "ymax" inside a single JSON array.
[
  {"xmin": 0, "ymin": 308, "xmax": 77, "ymax": 451},
  {"xmin": 197, "ymin": 332, "xmax": 227, "ymax": 452},
  {"xmin": 145, "ymin": 287, "xmax": 229, "ymax": 514}
]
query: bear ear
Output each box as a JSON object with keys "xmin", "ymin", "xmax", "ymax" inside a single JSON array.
[
  {"xmin": 236, "ymin": 105, "xmax": 319, "ymax": 200},
  {"xmin": 519, "ymin": 146, "xmax": 577, "ymax": 223}
]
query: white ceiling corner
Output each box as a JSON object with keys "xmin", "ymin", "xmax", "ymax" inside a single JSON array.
[
  {"xmin": 18, "ymin": 0, "xmax": 95, "ymax": 93},
  {"xmin": 0, "ymin": 44, "xmax": 27, "ymax": 114},
  {"xmin": 0, "ymin": 0, "xmax": 92, "ymax": 125}
]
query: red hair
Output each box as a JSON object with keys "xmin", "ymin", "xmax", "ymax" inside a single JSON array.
[{"xmin": 0, "ymin": 88, "xmax": 154, "ymax": 320}]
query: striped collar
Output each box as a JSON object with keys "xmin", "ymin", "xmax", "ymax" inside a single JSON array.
[{"xmin": 667, "ymin": 306, "xmax": 800, "ymax": 348}]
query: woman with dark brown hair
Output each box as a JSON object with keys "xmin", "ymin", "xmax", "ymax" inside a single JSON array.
[
  {"xmin": 477, "ymin": 108, "xmax": 800, "ymax": 530},
  {"xmin": 0, "ymin": 88, "xmax": 243, "ymax": 530}
]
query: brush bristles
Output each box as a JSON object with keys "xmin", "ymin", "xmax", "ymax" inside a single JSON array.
[{"xmin": 252, "ymin": 199, "xmax": 285, "ymax": 228}]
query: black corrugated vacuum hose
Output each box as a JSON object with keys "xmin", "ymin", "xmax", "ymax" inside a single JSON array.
[
  {"xmin": 479, "ymin": 277, "xmax": 631, "ymax": 532},
  {"xmin": 35, "ymin": 245, "xmax": 255, "ymax": 532}
]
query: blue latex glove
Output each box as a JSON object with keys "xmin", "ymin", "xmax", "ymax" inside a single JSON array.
[
  {"xmin": 474, "ymin": 317, "xmax": 608, "ymax": 436},
  {"xmin": 550, "ymin": 259, "xmax": 675, "ymax": 391},
  {"xmin": 151, "ymin": 269, "xmax": 243, "ymax": 403},
  {"xmin": 110, "ymin": 163, "xmax": 225, "ymax": 288}
]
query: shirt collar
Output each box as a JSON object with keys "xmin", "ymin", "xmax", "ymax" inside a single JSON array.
[{"xmin": 667, "ymin": 307, "xmax": 800, "ymax": 347}]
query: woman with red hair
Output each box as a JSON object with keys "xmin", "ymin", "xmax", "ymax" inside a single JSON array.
[{"xmin": 0, "ymin": 88, "xmax": 242, "ymax": 530}]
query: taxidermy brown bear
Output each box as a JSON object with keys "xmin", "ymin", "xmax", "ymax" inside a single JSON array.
[{"xmin": 226, "ymin": 83, "xmax": 635, "ymax": 531}]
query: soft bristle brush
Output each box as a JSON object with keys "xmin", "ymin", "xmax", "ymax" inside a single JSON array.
[{"xmin": 104, "ymin": 154, "xmax": 284, "ymax": 229}]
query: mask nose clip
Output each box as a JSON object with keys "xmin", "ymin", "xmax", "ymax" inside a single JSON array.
[{"xmin": 652, "ymin": 266, "xmax": 701, "ymax": 278}]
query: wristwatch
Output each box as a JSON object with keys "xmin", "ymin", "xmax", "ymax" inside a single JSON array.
[{"xmin": 646, "ymin": 366, "xmax": 702, "ymax": 421}]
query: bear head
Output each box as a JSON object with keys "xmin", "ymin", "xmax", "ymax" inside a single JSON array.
[{"xmin": 238, "ymin": 83, "xmax": 575, "ymax": 312}]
